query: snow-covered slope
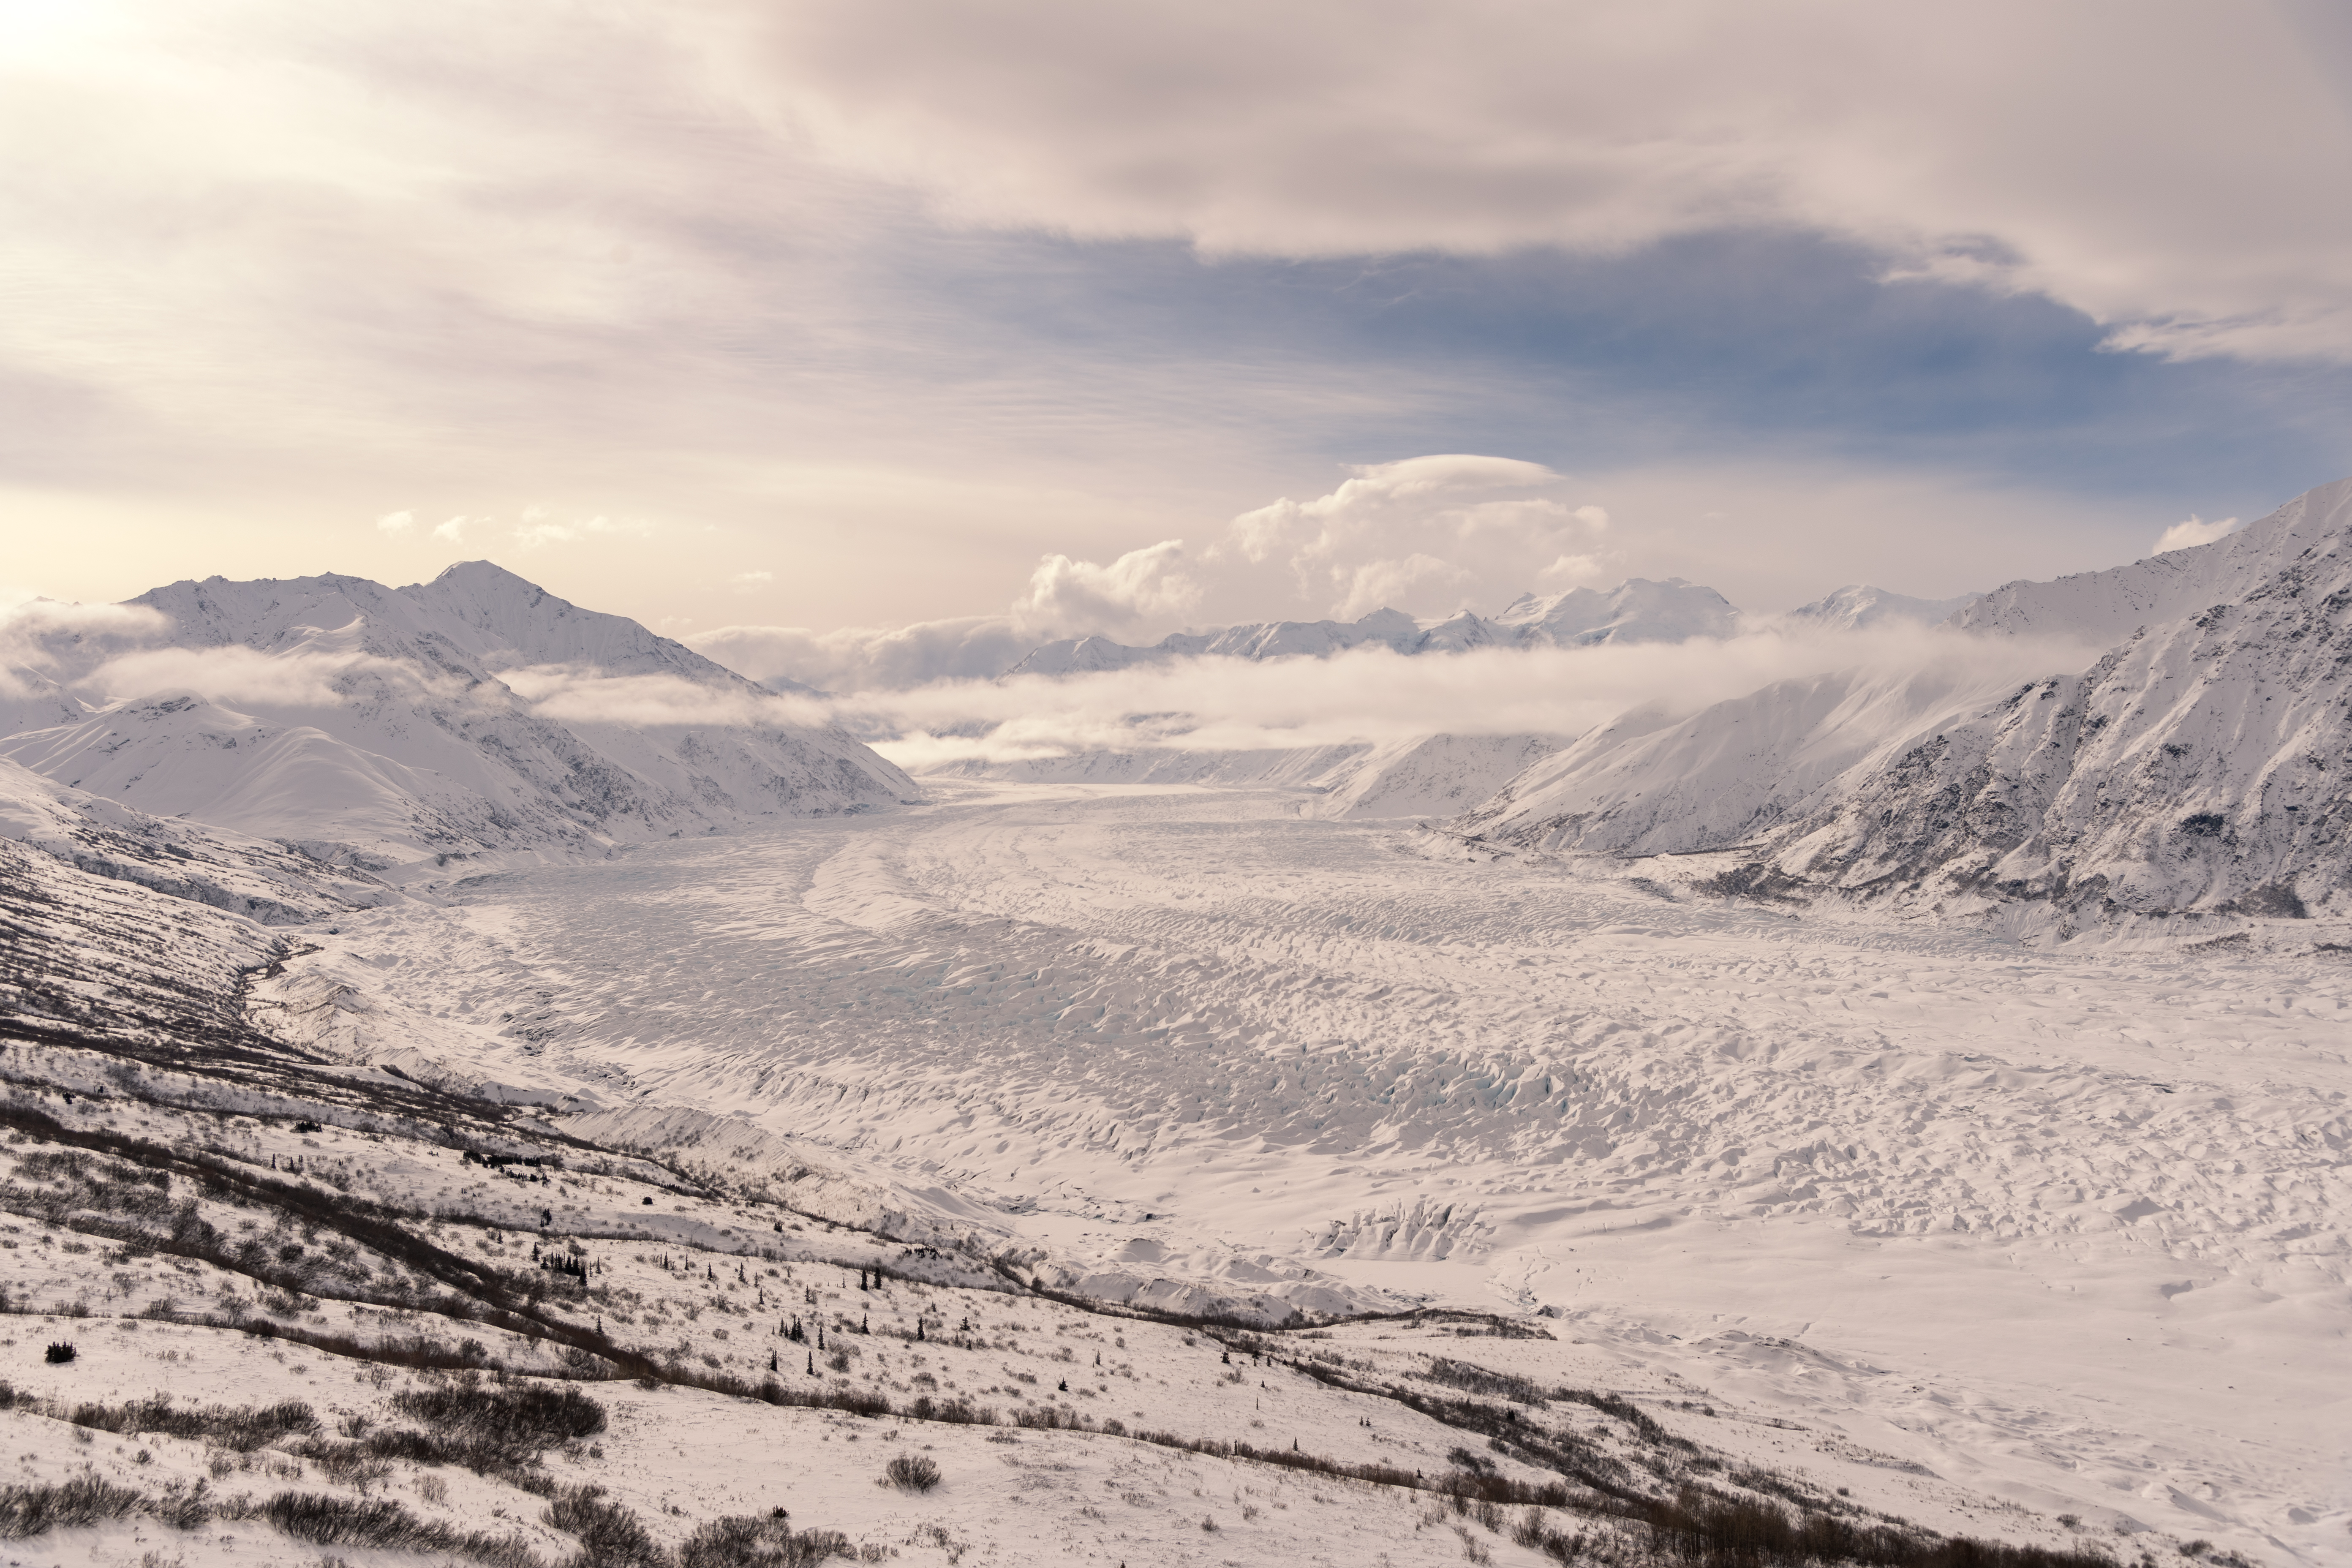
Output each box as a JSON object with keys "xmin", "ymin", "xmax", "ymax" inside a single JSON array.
[
  {"xmin": 0, "ymin": 754, "xmax": 395, "ymax": 926},
  {"xmin": 1783, "ymin": 583, "xmax": 1979, "ymax": 630},
  {"xmin": 1455, "ymin": 476, "xmax": 2352, "ymax": 919},
  {"xmin": 0, "ymin": 563, "xmax": 917, "ymax": 876},
  {"xmin": 1005, "ymin": 579, "xmax": 1737, "ymax": 678}
]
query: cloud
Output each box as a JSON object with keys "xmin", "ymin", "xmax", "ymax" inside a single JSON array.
[
  {"xmin": 512, "ymin": 514, "xmax": 657, "ymax": 549},
  {"xmin": 742, "ymin": 0, "xmax": 2352, "ymax": 364},
  {"xmin": 496, "ymin": 664, "xmax": 832, "ymax": 729},
  {"xmin": 2153, "ymin": 514, "xmax": 2239, "ymax": 554},
  {"xmin": 689, "ymin": 616, "xmax": 1037, "ymax": 692},
  {"xmin": 376, "ymin": 510, "xmax": 414, "ymax": 534},
  {"xmin": 76, "ymin": 645, "xmax": 426, "ymax": 709},
  {"xmin": 1219, "ymin": 456, "xmax": 1612, "ymax": 618},
  {"xmin": 0, "ymin": 599, "xmax": 174, "ymax": 677},
  {"xmin": 1011, "ymin": 539, "xmax": 1196, "ymax": 637},
  {"xmin": 433, "ymin": 517, "xmax": 468, "ymax": 543},
  {"xmin": 846, "ymin": 622, "xmax": 2103, "ymax": 772},
  {"xmin": 730, "ymin": 570, "xmax": 775, "ymax": 592}
]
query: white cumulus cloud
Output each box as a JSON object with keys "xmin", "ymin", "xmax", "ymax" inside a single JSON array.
[
  {"xmin": 1011, "ymin": 539, "xmax": 1197, "ymax": 638},
  {"xmin": 1219, "ymin": 456, "xmax": 1613, "ymax": 618}
]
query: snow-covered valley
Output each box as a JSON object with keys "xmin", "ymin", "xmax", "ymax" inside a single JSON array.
[
  {"xmin": 3, "ymin": 487, "xmax": 2350, "ymax": 1568},
  {"xmin": 194, "ymin": 777, "xmax": 2348, "ymax": 1563}
]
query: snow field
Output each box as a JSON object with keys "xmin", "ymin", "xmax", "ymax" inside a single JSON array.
[{"xmin": 256, "ymin": 782, "xmax": 2349, "ymax": 1563}]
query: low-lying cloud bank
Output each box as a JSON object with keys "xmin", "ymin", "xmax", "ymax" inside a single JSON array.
[
  {"xmin": 2, "ymin": 583, "xmax": 2100, "ymax": 802},
  {"xmin": 838, "ymin": 622, "xmax": 2100, "ymax": 772}
]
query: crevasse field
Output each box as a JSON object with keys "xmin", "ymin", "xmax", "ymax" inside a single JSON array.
[{"xmin": 266, "ymin": 777, "xmax": 2349, "ymax": 1557}]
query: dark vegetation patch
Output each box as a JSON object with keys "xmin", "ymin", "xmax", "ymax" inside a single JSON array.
[
  {"xmin": 49, "ymin": 1390, "xmax": 320, "ymax": 1450},
  {"xmin": 882, "ymin": 1454, "xmax": 941, "ymax": 1493},
  {"xmin": 676, "ymin": 1511, "xmax": 854, "ymax": 1567},
  {"xmin": 0, "ymin": 1473, "xmax": 151, "ymax": 1537},
  {"xmin": 262, "ymin": 1491, "xmax": 539, "ymax": 1567}
]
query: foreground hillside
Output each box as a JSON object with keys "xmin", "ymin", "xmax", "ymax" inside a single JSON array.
[{"xmin": 0, "ymin": 1039, "xmax": 2156, "ymax": 1568}]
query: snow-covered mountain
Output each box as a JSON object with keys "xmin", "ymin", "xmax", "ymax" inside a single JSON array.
[
  {"xmin": 1005, "ymin": 577, "xmax": 1737, "ymax": 677},
  {"xmin": 1782, "ymin": 583, "xmax": 1979, "ymax": 630},
  {"xmin": 1452, "ymin": 476, "xmax": 2352, "ymax": 920},
  {"xmin": 0, "ymin": 563, "xmax": 915, "ymax": 877}
]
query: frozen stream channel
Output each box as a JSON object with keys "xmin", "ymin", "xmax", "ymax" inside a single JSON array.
[{"xmin": 296, "ymin": 780, "xmax": 2350, "ymax": 1559}]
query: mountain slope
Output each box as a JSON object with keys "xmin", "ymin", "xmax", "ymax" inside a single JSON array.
[
  {"xmin": 1455, "ymin": 476, "xmax": 2352, "ymax": 920},
  {"xmin": 0, "ymin": 563, "xmax": 917, "ymax": 876}
]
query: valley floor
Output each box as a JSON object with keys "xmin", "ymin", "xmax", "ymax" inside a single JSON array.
[{"xmin": 240, "ymin": 779, "xmax": 2349, "ymax": 1565}]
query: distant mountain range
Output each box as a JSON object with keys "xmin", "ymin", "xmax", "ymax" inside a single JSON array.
[
  {"xmin": 1005, "ymin": 576, "xmax": 1748, "ymax": 676},
  {"xmin": 1000, "ymin": 575, "xmax": 1984, "ymax": 680}
]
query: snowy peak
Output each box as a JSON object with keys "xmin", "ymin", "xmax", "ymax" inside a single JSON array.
[
  {"xmin": 1783, "ymin": 584, "xmax": 1980, "ymax": 632},
  {"xmin": 1492, "ymin": 576, "xmax": 1741, "ymax": 646},
  {"xmin": 402, "ymin": 561, "xmax": 744, "ymax": 685}
]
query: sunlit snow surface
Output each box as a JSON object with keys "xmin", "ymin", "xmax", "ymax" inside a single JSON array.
[{"xmin": 288, "ymin": 780, "xmax": 2350, "ymax": 1556}]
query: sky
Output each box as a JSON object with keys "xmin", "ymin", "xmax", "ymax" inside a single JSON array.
[{"xmin": 6, "ymin": 0, "xmax": 2352, "ymax": 689}]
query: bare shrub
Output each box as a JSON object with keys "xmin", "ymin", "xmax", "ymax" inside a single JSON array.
[
  {"xmin": 678, "ymin": 1513, "xmax": 854, "ymax": 1567},
  {"xmin": 0, "ymin": 1474, "xmax": 149, "ymax": 1536},
  {"xmin": 545, "ymin": 1485, "xmax": 665, "ymax": 1568},
  {"xmin": 262, "ymin": 1492, "xmax": 536, "ymax": 1568},
  {"xmin": 882, "ymin": 1455, "xmax": 940, "ymax": 1494}
]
